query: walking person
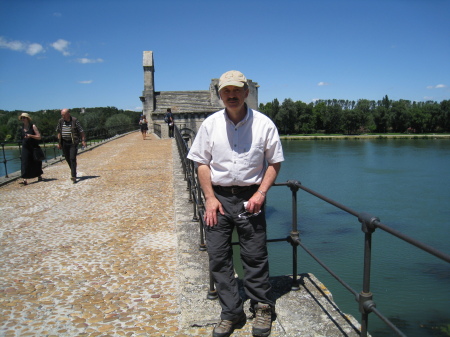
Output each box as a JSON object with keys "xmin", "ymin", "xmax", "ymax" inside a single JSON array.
[
  {"xmin": 187, "ymin": 70, "xmax": 284, "ymax": 337},
  {"xmin": 139, "ymin": 115, "xmax": 148, "ymax": 140},
  {"xmin": 18, "ymin": 113, "xmax": 43, "ymax": 185},
  {"xmin": 56, "ymin": 109, "xmax": 87, "ymax": 183},
  {"xmin": 165, "ymin": 108, "xmax": 174, "ymax": 138}
]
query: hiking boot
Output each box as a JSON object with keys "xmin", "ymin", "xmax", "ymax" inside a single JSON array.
[
  {"xmin": 252, "ymin": 303, "xmax": 273, "ymax": 337},
  {"xmin": 213, "ymin": 312, "xmax": 246, "ymax": 337}
]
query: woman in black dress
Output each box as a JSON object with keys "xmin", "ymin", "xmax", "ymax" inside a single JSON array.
[{"xmin": 18, "ymin": 113, "xmax": 43, "ymax": 185}]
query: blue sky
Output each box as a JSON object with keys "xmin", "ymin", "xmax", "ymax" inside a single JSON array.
[{"xmin": 1, "ymin": 0, "xmax": 449, "ymax": 112}]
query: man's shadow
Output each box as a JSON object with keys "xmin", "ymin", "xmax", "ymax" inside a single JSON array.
[{"xmin": 77, "ymin": 175, "xmax": 100, "ymax": 182}]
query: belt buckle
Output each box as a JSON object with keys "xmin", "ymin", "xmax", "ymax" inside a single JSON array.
[{"xmin": 231, "ymin": 187, "xmax": 239, "ymax": 194}]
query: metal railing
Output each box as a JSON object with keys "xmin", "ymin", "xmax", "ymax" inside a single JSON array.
[
  {"xmin": 1, "ymin": 123, "xmax": 138, "ymax": 178},
  {"xmin": 173, "ymin": 125, "xmax": 450, "ymax": 337}
]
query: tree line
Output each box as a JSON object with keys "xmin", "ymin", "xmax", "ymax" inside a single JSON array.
[
  {"xmin": 259, "ymin": 95, "xmax": 450, "ymax": 134},
  {"xmin": 0, "ymin": 107, "xmax": 142, "ymax": 142},
  {"xmin": 2, "ymin": 95, "xmax": 450, "ymax": 141}
]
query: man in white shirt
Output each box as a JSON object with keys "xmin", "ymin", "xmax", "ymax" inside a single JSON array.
[{"xmin": 188, "ymin": 70, "xmax": 284, "ymax": 337}]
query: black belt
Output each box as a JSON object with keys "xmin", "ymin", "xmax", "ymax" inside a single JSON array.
[{"xmin": 214, "ymin": 185, "xmax": 258, "ymax": 195}]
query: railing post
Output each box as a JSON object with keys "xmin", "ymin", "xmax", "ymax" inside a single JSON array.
[
  {"xmin": 207, "ymin": 271, "xmax": 218, "ymax": 300},
  {"xmin": 41, "ymin": 140, "xmax": 48, "ymax": 163},
  {"xmin": 358, "ymin": 212, "xmax": 379, "ymax": 337},
  {"xmin": 1, "ymin": 143, "xmax": 9, "ymax": 178},
  {"xmin": 196, "ymin": 167, "xmax": 207, "ymax": 251},
  {"xmin": 187, "ymin": 161, "xmax": 193, "ymax": 203},
  {"xmin": 287, "ymin": 180, "xmax": 301, "ymax": 291}
]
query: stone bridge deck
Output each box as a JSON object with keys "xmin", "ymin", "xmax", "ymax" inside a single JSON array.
[{"xmin": 0, "ymin": 132, "xmax": 362, "ymax": 337}]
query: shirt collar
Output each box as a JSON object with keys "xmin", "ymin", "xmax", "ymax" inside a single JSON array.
[{"xmin": 223, "ymin": 104, "xmax": 251, "ymax": 126}]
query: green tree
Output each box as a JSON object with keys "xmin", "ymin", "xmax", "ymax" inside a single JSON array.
[
  {"xmin": 295, "ymin": 101, "xmax": 314, "ymax": 134},
  {"xmin": 276, "ymin": 99, "xmax": 297, "ymax": 134},
  {"xmin": 390, "ymin": 100, "xmax": 411, "ymax": 133},
  {"xmin": 316, "ymin": 100, "xmax": 343, "ymax": 133},
  {"xmin": 439, "ymin": 100, "xmax": 450, "ymax": 132},
  {"xmin": 105, "ymin": 114, "xmax": 132, "ymax": 136},
  {"xmin": 354, "ymin": 99, "xmax": 374, "ymax": 132},
  {"xmin": 341, "ymin": 109, "xmax": 360, "ymax": 134}
]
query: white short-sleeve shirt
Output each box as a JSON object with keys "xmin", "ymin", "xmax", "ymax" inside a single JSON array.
[{"xmin": 187, "ymin": 107, "xmax": 284, "ymax": 186}]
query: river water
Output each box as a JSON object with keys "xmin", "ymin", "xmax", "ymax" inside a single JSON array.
[{"xmin": 265, "ymin": 138, "xmax": 450, "ymax": 336}]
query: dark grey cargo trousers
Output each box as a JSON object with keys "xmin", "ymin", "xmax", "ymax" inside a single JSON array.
[{"xmin": 206, "ymin": 186, "xmax": 274, "ymax": 321}]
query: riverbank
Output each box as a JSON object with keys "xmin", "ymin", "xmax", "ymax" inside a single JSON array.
[{"xmin": 280, "ymin": 134, "xmax": 450, "ymax": 140}]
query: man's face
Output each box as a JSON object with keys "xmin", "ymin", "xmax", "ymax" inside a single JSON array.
[
  {"xmin": 61, "ymin": 110, "xmax": 70, "ymax": 121},
  {"xmin": 219, "ymin": 85, "xmax": 249, "ymax": 112}
]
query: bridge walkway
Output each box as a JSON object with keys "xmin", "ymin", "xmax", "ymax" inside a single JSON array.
[{"xmin": 0, "ymin": 132, "xmax": 362, "ymax": 336}]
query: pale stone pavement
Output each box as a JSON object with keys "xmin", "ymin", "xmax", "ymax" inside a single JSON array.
[
  {"xmin": 0, "ymin": 132, "xmax": 362, "ymax": 337},
  {"xmin": 0, "ymin": 133, "xmax": 212, "ymax": 336}
]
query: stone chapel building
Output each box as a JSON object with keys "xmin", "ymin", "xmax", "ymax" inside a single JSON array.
[{"xmin": 139, "ymin": 51, "xmax": 259, "ymax": 139}]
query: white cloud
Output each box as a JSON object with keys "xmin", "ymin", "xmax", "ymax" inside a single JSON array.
[
  {"xmin": 51, "ymin": 39, "xmax": 70, "ymax": 56},
  {"xmin": 78, "ymin": 80, "xmax": 93, "ymax": 84},
  {"xmin": 318, "ymin": 82, "xmax": 330, "ymax": 86},
  {"xmin": 0, "ymin": 36, "xmax": 45, "ymax": 56},
  {"xmin": 427, "ymin": 84, "xmax": 447, "ymax": 89},
  {"xmin": 27, "ymin": 43, "xmax": 44, "ymax": 56},
  {"xmin": 76, "ymin": 58, "xmax": 104, "ymax": 64}
]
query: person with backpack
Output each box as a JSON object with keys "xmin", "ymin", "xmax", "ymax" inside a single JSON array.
[
  {"xmin": 139, "ymin": 115, "xmax": 149, "ymax": 140},
  {"xmin": 56, "ymin": 109, "xmax": 87, "ymax": 183},
  {"xmin": 165, "ymin": 108, "xmax": 174, "ymax": 138}
]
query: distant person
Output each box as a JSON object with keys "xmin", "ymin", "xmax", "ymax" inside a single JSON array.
[
  {"xmin": 56, "ymin": 109, "xmax": 87, "ymax": 183},
  {"xmin": 18, "ymin": 113, "xmax": 43, "ymax": 185},
  {"xmin": 139, "ymin": 115, "xmax": 149, "ymax": 140},
  {"xmin": 165, "ymin": 108, "xmax": 174, "ymax": 138},
  {"xmin": 187, "ymin": 70, "xmax": 284, "ymax": 337}
]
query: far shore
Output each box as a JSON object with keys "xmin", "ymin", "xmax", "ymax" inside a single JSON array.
[
  {"xmin": 1, "ymin": 133, "xmax": 450, "ymax": 149},
  {"xmin": 280, "ymin": 134, "xmax": 450, "ymax": 140}
]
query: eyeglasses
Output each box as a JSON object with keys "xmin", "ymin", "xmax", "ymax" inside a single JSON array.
[{"xmin": 238, "ymin": 209, "xmax": 261, "ymax": 219}]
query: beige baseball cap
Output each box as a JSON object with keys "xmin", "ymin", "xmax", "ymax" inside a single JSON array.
[{"xmin": 218, "ymin": 70, "xmax": 248, "ymax": 91}]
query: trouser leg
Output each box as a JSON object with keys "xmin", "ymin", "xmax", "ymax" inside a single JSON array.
[
  {"xmin": 62, "ymin": 142, "xmax": 72, "ymax": 172},
  {"xmin": 238, "ymin": 213, "xmax": 274, "ymax": 308},
  {"xmin": 206, "ymin": 214, "xmax": 243, "ymax": 320},
  {"xmin": 69, "ymin": 144, "xmax": 78, "ymax": 177},
  {"xmin": 62, "ymin": 142, "xmax": 78, "ymax": 177}
]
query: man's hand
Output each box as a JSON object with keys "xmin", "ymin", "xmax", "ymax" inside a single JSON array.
[
  {"xmin": 244, "ymin": 191, "xmax": 265, "ymax": 214},
  {"xmin": 204, "ymin": 196, "xmax": 224, "ymax": 227}
]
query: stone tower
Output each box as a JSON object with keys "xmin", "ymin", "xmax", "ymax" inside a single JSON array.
[{"xmin": 140, "ymin": 51, "xmax": 155, "ymax": 116}]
